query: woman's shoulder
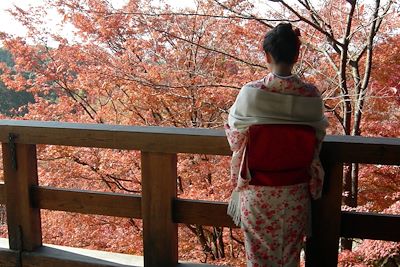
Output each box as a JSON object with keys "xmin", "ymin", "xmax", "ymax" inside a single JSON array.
[
  {"xmin": 300, "ymin": 83, "xmax": 321, "ymax": 97},
  {"xmin": 239, "ymin": 75, "xmax": 321, "ymax": 98},
  {"xmin": 242, "ymin": 78, "xmax": 266, "ymax": 90},
  {"xmin": 273, "ymin": 74, "xmax": 321, "ymax": 97}
]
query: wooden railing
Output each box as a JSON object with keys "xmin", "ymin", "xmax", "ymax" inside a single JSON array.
[{"xmin": 0, "ymin": 120, "xmax": 399, "ymax": 267}]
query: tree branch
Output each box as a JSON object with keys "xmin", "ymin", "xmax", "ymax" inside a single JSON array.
[
  {"xmin": 212, "ymin": 0, "xmax": 274, "ymax": 28},
  {"xmin": 279, "ymin": 0, "xmax": 342, "ymax": 53},
  {"xmin": 152, "ymin": 27, "xmax": 268, "ymax": 69}
]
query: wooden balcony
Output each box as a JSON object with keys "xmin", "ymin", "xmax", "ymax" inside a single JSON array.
[{"xmin": 0, "ymin": 119, "xmax": 399, "ymax": 267}]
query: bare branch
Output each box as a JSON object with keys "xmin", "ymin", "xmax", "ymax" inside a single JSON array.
[
  {"xmin": 352, "ymin": 0, "xmax": 393, "ymax": 136},
  {"xmin": 149, "ymin": 27, "xmax": 268, "ymax": 70},
  {"xmin": 90, "ymin": 9, "xmax": 301, "ymax": 23},
  {"xmin": 324, "ymin": 102, "xmax": 345, "ymax": 130},
  {"xmin": 279, "ymin": 0, "xmax": 342, "ymax": 53},
  {"xmin": 71, "ymin": 155, "xmax": 141, "ymax": 193},
  {"xmin": 212, "ymin": 0, "xmax": 274, "ymax": 28}
]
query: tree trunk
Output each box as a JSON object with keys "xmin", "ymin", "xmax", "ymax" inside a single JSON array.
[
  {"xmin": 195, "ymin": 225, "xmax": 216, "ymax": 260},
  {"xmin": 341, "ymin": 163, "xmax": 359, "ymax": 250},
  {"xmin": 186, "ymin": 225, "xmax": 226, "ymax": 261},
  {"xmin": 215, "ymin": 227, "xmax": 225, "ymax": 258}
]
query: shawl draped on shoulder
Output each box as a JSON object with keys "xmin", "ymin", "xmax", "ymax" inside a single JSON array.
[
  {"xmin": 228, "ymin": 83, "xmax": 328, "ymax": 140},
  {"xmin": 227, "ymin": 83, "xmax": 329, "ymax": 226}
]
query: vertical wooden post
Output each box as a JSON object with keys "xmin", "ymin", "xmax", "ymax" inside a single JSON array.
[
  {"xmin": 2, "ymin": 143, "xmax": 42, "ymax": 251},
  {"xmin": 306, "ymin": 160, "xmax": 343, "ymax": 267},
  {"xmin": 141, "ymin": 152, "xmax": 178, "ymax": 267}
]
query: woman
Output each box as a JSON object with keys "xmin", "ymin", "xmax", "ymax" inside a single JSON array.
[{"xmin": 225, "ymin": 23, "xmax": 328, "ymax": 267}]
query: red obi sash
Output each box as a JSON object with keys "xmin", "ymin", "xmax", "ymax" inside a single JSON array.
[{"xmin": 242, "ymin": 124, "xmax": 317, "ymax": 186}]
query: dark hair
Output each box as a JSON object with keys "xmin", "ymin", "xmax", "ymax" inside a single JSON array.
[{"xmin": 262, "ymin": 23, "xmax": 301, "ymax": 64}]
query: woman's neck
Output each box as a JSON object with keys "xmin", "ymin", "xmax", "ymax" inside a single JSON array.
[{"xmin": 270, "ymin": 65, "xmax": 293, "ymax": 77}]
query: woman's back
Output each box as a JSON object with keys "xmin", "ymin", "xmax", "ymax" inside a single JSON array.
[
  {"xmin": 244, "ymin": 73, "xmax": 320, "ymax": 186},
  {"xmin": 249, "ymin": 72, "xmax": 320, "ymax": 98},
  {"xmin": 225, "ymin": 23, "xmax": 328, "ymax": 267}
]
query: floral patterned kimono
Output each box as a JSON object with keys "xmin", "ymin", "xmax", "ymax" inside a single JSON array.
[{"xmin": 225, "ymin": 73, "xmax": 328, "ymax": 267}]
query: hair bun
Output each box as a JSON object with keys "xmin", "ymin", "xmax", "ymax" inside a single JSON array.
[
  {"xmin": 276, "ymin": 23, "xmax": 293, "ymax": 35},
  {"xmin": 262, "ymin": 22, "xmax": 301, "ymax": 64}
]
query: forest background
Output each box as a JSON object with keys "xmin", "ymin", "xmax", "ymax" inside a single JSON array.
[{"xmin": 0, "ymin": 0, "xmax": 399, "ymax": 266}]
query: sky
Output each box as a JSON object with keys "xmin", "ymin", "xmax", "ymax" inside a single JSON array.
[
  {"xmin": 0, "ymin": 0, "xmax": 195, "ymax": 38},
  {"xmin": 0, "ymin": 0, "xmax": 37, "ymax": 37},
  {"xmin": 0, "ymin": 0, "xmax": 382, "ymax": 40}
]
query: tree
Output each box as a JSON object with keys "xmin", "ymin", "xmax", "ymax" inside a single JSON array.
[
  {"xmin": 211, "ymin": 0, "xmax": 398, "ymax": 250},
  {"xmin": 1, "ymin": 1, "xmax": 253, "ymax": 264},
  {"xmin": 0, "ymin": 0, "xmax": 398, "ymax": 264},
  {"xmin": 0, "ymin": 48, "xmax": 34, "ymax": 116}
]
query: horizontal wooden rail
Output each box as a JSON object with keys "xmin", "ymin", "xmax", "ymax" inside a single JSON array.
[
  {"xmin": 0, "ymin": 245, "xmax": 219, "ymax": 267},
  {"xmin": 0, "ymin": 248, "xmax": 18, "ymax": 267},
  {"xmin": 0, "ymin": 120, "xmax": 229, "ymax": 155},
  {"xmin": 31, "ymin": 187, "xmax": 142, "ymax": 218},
  {"xmin": 341, "ymin": 211, "xmax": 400, "ymax": 241},
  {"xmin": 3, "ymin": 185, "xmax": 400, "ymax": 242},
  {"xmin": 1, "ymin": 120, "xmax": 400, "ymax": 164},
  {"xmin": 173, "ymin": 199, "xmax": 236, "ymax": 227},
  {"xmin": 22, "ymin": 246, "xmax": 137, "ymax": 267},
  {"xmin": 322, "ymin": 136, "xmax": 400, "ymax": 165}
]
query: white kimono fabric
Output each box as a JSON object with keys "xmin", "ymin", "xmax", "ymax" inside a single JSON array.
[{"xmin": 225, "ymin": 74, "xmax": 328, "ymax": 267}]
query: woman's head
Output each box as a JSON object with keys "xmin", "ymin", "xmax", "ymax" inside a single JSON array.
[{"xmin": 262, "ymin": 23, "xmax": 301, "ymax": 65}]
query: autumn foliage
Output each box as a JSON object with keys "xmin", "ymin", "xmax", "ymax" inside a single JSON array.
[{"xmin": 0, "ymin": 0, "xmax": 399, "ymax": 265}]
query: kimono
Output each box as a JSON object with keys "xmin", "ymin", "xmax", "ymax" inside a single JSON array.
[{"xmin": 225, "ymin": 73, "xmax": 328, "ymax": 267}]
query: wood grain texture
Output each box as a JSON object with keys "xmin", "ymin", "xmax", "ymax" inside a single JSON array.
[
  {"xmin": 341, "ymin": 211, "xmax": 400, "ymax": 241},
  {"xmin": 32, "ymin": 186, "xmax": 142, "ymax": 218},
  {"xmin": 306, "ymin": 160, "xmax": 343, "ymax": 267},
  {"xmin": 0, "ymin": 246, "xmax": 221, "ymax": 267},
  {"xmin": 0, "ymin": 183, "xmax": 5, "ymax": 204},
  {"xmin": 20, "ymin": 246, "xmax": 220, "ymax": 267},
  {"xmin": 2, "ymin": 143, "xmax": 42, "ymax": 251},
  {"xmin": 141, "ymin": 152, "xmax": 178, "ymax": 267},
  {"xmin": 174, "ymin": 199, "xmax": 237, "ymax": 228},
  {"xmin": 22, "ymin": 246, "xmax": 135, "ymax": 267},
  {"xmin": 0, "ymin": 248, "xmax": 18, "ymax": 267},
  {"xmin": 0, "ymin": 120, "xmax": 399, "ymax": 163},
  {"xmin": 0, "ymin": 120, "xmax": 230, "ymax": 155},
  {"xmin": 322, "ymin": 135, "xmax": 400, "ymax": 164}
]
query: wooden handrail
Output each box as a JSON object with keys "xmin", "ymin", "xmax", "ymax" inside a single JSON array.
[
  {"xmin": 0, "ymin": 120, "xmax": 399, "ymax": 163},
  {"xmin": 31, "ymin": 186, "xmax": 142, "ymax": 218},
  {"xmin": 341, "ymin": 211, "xmax": 400, "ymax": 241},
  {"xmin": 0, "ymin": 120, "xmax": 399, "ymax": 267},
  {"xmin": 2, "ymin": 185, "xmax": 398, "ymax": 240},
  {"xmin": 0, "ymin": 120, "xmax": 230, "ymax": 155}
]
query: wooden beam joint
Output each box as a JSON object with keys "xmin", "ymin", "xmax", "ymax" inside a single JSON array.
[{"xmin": 8, "ymin": 133, "xmax": 17, "ymax": 170}]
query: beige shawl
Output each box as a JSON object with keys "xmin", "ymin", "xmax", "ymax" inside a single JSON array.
[
  {"xmin": 227, "ymin": 84, "xmax": 329, "ymax": 226},
  {"xmin": 228, "ymin": 84, "xmax": 328, "ymax": 139}
]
